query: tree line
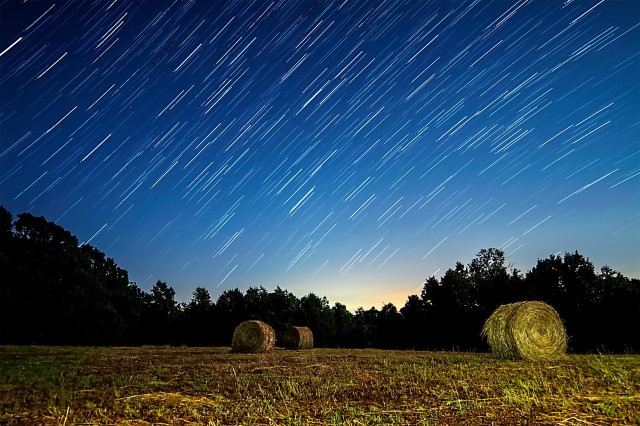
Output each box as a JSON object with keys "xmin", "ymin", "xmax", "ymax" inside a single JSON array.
[{"xmin": 0, "ymin": 206, "xmax": 638, "ymax": 352}]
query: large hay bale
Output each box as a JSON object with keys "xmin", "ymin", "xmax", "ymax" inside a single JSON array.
[
  {"xmin": 481, "ymin": 301, "xmax": 567, "ymax": 360},
  {"xmin": 282, "ymin": 326, "xmax": 313, "ymax": 350},
  {"xmin": 482, "ymin": 301, "xmax": 526, "ymax": 359},
  {"xmin": 231, "ymin": 320, "xmax": 276, "ymax": 353}
]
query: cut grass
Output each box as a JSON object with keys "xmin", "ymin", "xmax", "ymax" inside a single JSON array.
[{"xmin": 0, "ymin": 346, "xmax": 638, "ymax": 425}]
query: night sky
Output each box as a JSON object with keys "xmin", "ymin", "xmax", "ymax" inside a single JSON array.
[{"xmin": 1, "ymin": 0, "xmax": 638, "ymax": 310}]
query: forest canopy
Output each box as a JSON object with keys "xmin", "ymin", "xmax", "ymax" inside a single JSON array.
[{"xmin": 0, "ymin": 206, "xmax": 638, "ymax": 352}]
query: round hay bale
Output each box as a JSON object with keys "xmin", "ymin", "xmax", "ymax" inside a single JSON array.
[
  {"xmin": 231, "ymin": 320, "xmax": 276, "ymax": 353},
  {"xmin": 481, "ymin": 301, "xmax": 567, "ymax": 361},
  {"xmin": 282, "ymin": 326, "xmax": 313, "ymax": 350},
  {"xmin": 481, "ymin": 301, "xmax": 527, "ymax": 359}
]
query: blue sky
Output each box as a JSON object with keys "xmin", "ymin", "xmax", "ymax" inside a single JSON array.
[{"xmin": 1, "ymin": 0, "xmax": 638, "ymax": 310}]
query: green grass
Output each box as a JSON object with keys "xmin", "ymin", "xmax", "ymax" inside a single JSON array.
[{"xmin": 1, "ymin": 346, "xmax": 638, "ymax": 424}]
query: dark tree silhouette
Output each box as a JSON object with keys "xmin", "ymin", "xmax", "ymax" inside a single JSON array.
[
  {"xmin": 213, "ymin": 288, "xmax": 246, "ymax": 345},
  {"xmin": 375, "ymin": 303, "xmax": 404, "ymax": 348},
  {"xmin": 181, "ymin": 287, "xmax": 214, "ymax": 345},
  {"xmin": 400, "ymin": 294, "xmax": 426, "ymax": 349},
  {"xmin": 0, "ymin": 207, "xmax": 141, "ymax": 345},
  {"xmin": 596, "ymin": 268, "xmax": 640, "ymax": 352},
  {"xmin": 469, "ymin": 248, "xmax": 516, "ymax": 311},
  {"xmin": 351, "ymin": 307, "xmax": 378, "ymax": 348},
  {"xmin": 0, "ymin": 206, "xmax": 16, "ymax": 343},
  {"xmin": 332, "ymin": 302, "xmax": 354, "ymax": 348},
  {"xmin": 269, "ymin": 286, "xmax": 300, "ymax": 342},
  {"xmin": 524, "ymin": 252, "xmax": 639, "ymax": 352},
  {"xmin": 140, "ymin": 280, "xmax": 179, "ymax": 345},
  {"xmin": 421, "ymin": 262, "xmax": 475, "ymax": 349},
  {"xmin": 244, "ymin": 286, "xmax": 273, "ymax": 322},
  {"xmin": 297, "ymin": 293, "xmax": 335, "ymax": 347}
]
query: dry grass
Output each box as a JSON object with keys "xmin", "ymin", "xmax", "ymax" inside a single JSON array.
[
  {"xmin": 282, "ymin": 326, "xmax": 314, "ymax": 350},
  {"xmin": 231, "ymin": 320, "xmax": 276, "ymax": 353},
  {"xmin": 482, "ymin": 301, "xmax": 567, "ymax": 361},
  {"xmin": 1, "ymin": 346, "xmax": 638, "ymax": 425}
]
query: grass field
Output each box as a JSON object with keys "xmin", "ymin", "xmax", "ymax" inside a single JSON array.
[{"xmin": 1, "ymin": 346, "xmax": 638, "ymax": 425}]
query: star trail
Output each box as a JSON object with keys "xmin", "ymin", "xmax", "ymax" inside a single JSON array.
[{"xmin": 1, "ymin": 0, "xmax": 638, "ymax": 309}]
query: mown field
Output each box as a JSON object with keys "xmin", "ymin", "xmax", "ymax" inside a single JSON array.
[{"xmin": 1, "ymin": 346, "xmax": 638, "ymax": 425}]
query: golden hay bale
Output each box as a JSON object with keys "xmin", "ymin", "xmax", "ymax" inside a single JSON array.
[
  {"xmin": 282, "ymin": 326, "xmax": 314, "ymax": 350},
  {"xmin": 481, "ymin": 301, "xmax": 567, "ymax": 361},
  {"xmin": 481, "ymin": 301, "xmax": 527, "ymax": 359},
  {"xmin": 231, "ymin": 320, "xmax": 276, "ymax": 353}
]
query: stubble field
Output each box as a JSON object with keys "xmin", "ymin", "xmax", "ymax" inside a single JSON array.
[{"xmin": 0, "ymin": 346, "xmax": 638, "ymax": 425}]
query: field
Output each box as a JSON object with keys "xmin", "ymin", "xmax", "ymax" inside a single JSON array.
[{"xmin": 1, "ymin": 346, "xmax": 638, "ymax": 425}]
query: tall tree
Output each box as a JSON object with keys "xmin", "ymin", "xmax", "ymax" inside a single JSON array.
[
  {"xmin": 213, "ymin": 288, "xmax": 246, "ymax": 345},
  {"xmin": 182, "ymin": 287, "xmax": 214, "ymax": 345},
  {"xmin": 468, "ymin": 248, "xmax": 515, "ymax": 312},
  {"xmin": 10, "ymin": 212, "xmax": 82, "ymax": 343},
  {"xmin": 1, "ymin": 207, "xmax": 146, "ymax": 344},
  {"xmin": 595, "ymin": 267, "xmax": 640, "ymax": 352},
  {"xmin": 332, "ymin": 302, "xmax": 354, "ymax": 348},
  {"xmin": 297, "ymin": 293, "xmax": 336, "ymax": 347},
  {"xmin": 525, "ymin": 251, "xmax": 600, "ymax": 351},
  {"xmin": 351, "ymin": 307, "xmax": 379, "ymax": 348},
  {"xmin": 0, "ymin": 206, "xmax": 14, "ymax": 342},
  {"xmin": 244, "ymin": 286, "xmax": 273, "ymax": 323},
  {"xmin": 401, "ymin": 294, "xmax": 426, "ymax": 349},
  {"xmin": 269, "ymin": 286, "xmax": 300, "ymax": 342},
  {"xmin": 375, "ymin": 303, "xmax": 404, "ymax": 348},
  {"xmin": 142, "ymin": 280, "xmax": 179, "ymax": 344}
]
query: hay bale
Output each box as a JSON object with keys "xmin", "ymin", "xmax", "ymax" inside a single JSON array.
[
  {"xmin": 481, "ymin": 301, "xmax": 567, "ymax": 360},
  {"xmin": 231, "ymin": 320, "xmax": 275, "ymax": 353},
  {"xmin": 481, "ymin": 301, "xmax": 526, "ymax": 359},
  {"xmin": 282, "ymin": 326, "xmax": 313, "ymax": 350}
]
